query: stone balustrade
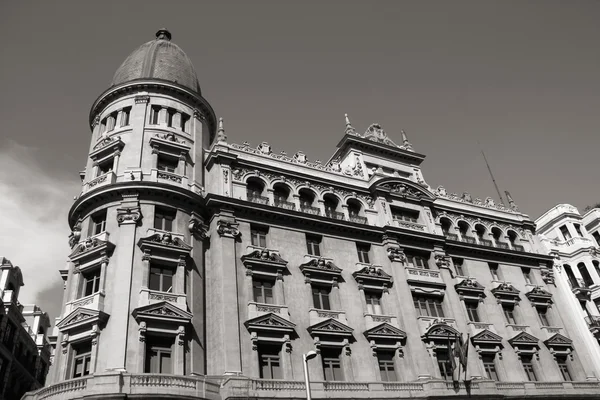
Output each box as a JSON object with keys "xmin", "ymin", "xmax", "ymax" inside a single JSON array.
[
  {"xmin": 405, "ymin": 267, "xmax": 444, "ymax": 286},
  {"xmin": 308, "ymin": 308, "xmax": 348, "ymax": 326},
  {"xmin": 84, "ymin": 171, "xmax": 116, "ymax": 193},
  {"xmin": 64, "ymin": 291, "xmax": 105, "ymax": 315},
  {"xmin": 149, "ymin": 168, "xmax": 188, "ymax": 188},
  {"xmin": 139, "ymin": 288, "xmax": 187, "ymax": 310},
  {"xmin": 248, "ymin": 302, "xmax": 291, "ymax": 321},
  {"xmin": 364, "ymin": 313, "xmax": 400, "ymax": 330}
]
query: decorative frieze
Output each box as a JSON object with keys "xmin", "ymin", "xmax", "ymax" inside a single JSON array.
[
  {"xmin": 135, "ymin": 95, "xmax": 150, "ymax": 104},
  {"xmin": 435, "ymin": 186, "xmax": 520, "ymax": 214}
]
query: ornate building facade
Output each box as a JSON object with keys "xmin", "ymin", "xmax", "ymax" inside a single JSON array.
[
  {"xmin": 0, "ymin": 258, "xmax": 51, "ymax": 400},
  {"xmin": 22, "ymin": 30, "xmax": 600, "ymax": 399}
]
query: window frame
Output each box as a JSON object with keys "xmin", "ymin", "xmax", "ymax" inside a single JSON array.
[
  {"xmin": 489, "ymin": 263, "xmax": 501, "ymax": 281},
  {"xmin": 377, "ymin": 351, "xmax": 397, "ymax": 382},
  {"xmin": 482, "ymin": 354, "xmax": 499, "ymax": 381},
  {"xmin": 556, "ymin": 357, "xmax": 573, "ymax": 381},
  {"xmin": 251, "ymin": 227, "xmax": 268, "ymax": 248},
  {"xmin": 453, "ymin": 258, "xmax": 465, "ymax": 276},
  {"xmin": 144, "ymin": 335, "xmax": 174, "ymax": 374},
  {"xmin": 252, "ymin": 278, "xmax": 274, "ymax": 304},
  {"xmin": 522, "ymin": 268, "xmax": 533, "ymax": 285},
  {"xmin": 413, "ymin": 295, "xmax": 444, "ymax": 318},
  {"xmin": 560, "ymin": 225, "xmax": 572, "ymax": 241},
  {"xmin": 79, "ymin": 268, "xmax": 101, "ymax": 298},
  {"xmin": 356, "ymin": 243, "xmax": 371, "ymax": 264},
  {"xmin": 465, "ymin": 301, "xmax": 481, "ymax": 322},
  {"xmin": 365, "ymin": 291, "xmax": 383, "ymax": 315},
  {"xmin": 157, "ymin": 154, "xmax": 179, "ymax": 174},
  {"xmin": 71, "ymin": 341, "xmax": 92, "ymax": 379},
  {"xmin": 502, "ymin": 304, "xmax": 517, "ymax": 325},
  {"xmin": 536, "ymin": 307, "xmax": 550, "ymax": 326},
  {"xmin": 306, "ymin": 235, "xmax": 322, "ymax": 257},
  {"xmin": 312, "ymin": 285, "xmax": 331, "ymax": 310},
  {"xmin": 149, "ymin": 263, "xmax": 175, "ymax": 293},
  {"xmin": 89, "ymin": 210, "xmax": 107, "ymax": 236},
  {"xmin": 321, "ymin": 348, "xmax": 344, "ymax": 381},
  {"xmin": 407, "ymin": 254, "xmax": 429, "ymax": 269},
  {"xmin": 258, "ymin": 344, "xmax": 282, "ymax": 379},
  {"xmin": 521, "ymin": 355, "xmax": 538, "ymax": 381},
  {"xmin": 154, "ymin": 207, "xmax": 176, "ymax": 231}
]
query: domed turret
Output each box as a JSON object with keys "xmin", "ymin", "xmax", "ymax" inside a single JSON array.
[{"xmin": 111, "ymin": 29, "xmax": 201, "ymax": 94}]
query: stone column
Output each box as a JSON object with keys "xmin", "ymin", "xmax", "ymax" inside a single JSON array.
[
  {"xmin": 282, "ymin": 337, "xmax": 293, "ymax": 379},
  {"xmin": 159, "ymin": 108, "xmax": 168, "ymax": 126},
  {"xmin": 174, "ymin": 326, "xmax": 185, "ymax": 375},
  {"xmin": 274, "ymin": 272, "xmax": 285, "ymax": 304},
  {"xmin": 112, "ymin": 150, "xmax": 121, "ymax": 173},
  {"xmin": 172, "ymin": 112, "xmax": 182, "ymax": 130},
  {"xmin": 331, "ymin": 279, "xmax": 341, "ymax": 310},
  {"xmin": 292, "ymin": 194, "xmax": 300, "ymax": 211},
  {"xmin": 141, "ymin": 250, "xmax": 151, "ymax": 288},
  {"xmin": 99, "ymin": 255, "xmax": 109, "ymax": 294},
  {"xmin": 176, "ymin": 256, "xmax": 186, "ymax": 294},
  {"xmin": 179, "ymin": 152, "xmax": 187, "ymax": 176}
]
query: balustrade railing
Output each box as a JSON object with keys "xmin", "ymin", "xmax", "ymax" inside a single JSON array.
[
  {"xmin": 462, "ymin": 236, "xmax": 477, "ymax": 244},
  {"xmin": 300, "ymin": 205, "xmax": 321, "ymax": 215},
  {"xmin": 495, "ymin": 241, "xmax": 510, "ymax": 249},
  {"xmin": 130, "ymin": 374, "xmax": 197, "ymax": 389},
  {"xmin": 349, "ymin": 215, "xmax": 368, "ymax": 224},
  {"xmin": 444, "ymin": 233, "xmax": 459, "ymax": 241},
  {"xmin": 325, "ymin": 210, "xmax": 345, "ymax": 220},
  {"xmin": 248, "ymin": 195, "xmax": 270, "ymax": 205},
  {"xmin": 323, "ymin": 381, "xmax": 369, "ymax": 391},
  {"xmin": 274, "ymin": 199, "xmax": 295, "ymax": 210},
  {"xmin": 479, "ymin": 238, "xmax": 493, "ymax": 247}
]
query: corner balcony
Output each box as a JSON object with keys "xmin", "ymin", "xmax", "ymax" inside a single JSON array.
[
  {"xmin": 139, "ymin": 288, "xmax": 187, "ymax": 311},
  {"xmin": 64, "ymin": 291, "xmax": 105, "ymax": 315},
  {"xmin": 364, "ymin": 313, "xmax": 400, "ymax": 330},
  {"xmin": 150, "ymin": 168, "xmax": 189, "ymax": 188},
  {"xmin": 83, "ymin": 171, "xmax": 116, "ymax": 193},
  {"xmin": 22, "ymin": 372, "xmax": 221, "ymax": 400},
  {"xmin": 309, "ymin": 308, "xmax": 348, "ymax": 326},
  {"xmin": 405, "ymin": 268, "xmax": 445, "ymax": 286},
  {"xmin": 248, "ymin": 302, "xmax": 291, "ymax": 321}
]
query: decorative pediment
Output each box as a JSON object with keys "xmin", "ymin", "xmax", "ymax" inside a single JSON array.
[
  {"xmin": 544, "ymin": 333, "xmax": 573, "ymax": 349},
  {"xmin": 373, "ymin": 178, "xmax": 434, "ymax": 200},
  {"xmin": 132, "ymin": 301, "xmax": 192, "ymax": 325},
  {"xmin": 509, "ymin": 331, "xmax": 539, "ymax": 347},
  {"xmin": 308, "ymin": 318, "xmax": 353, "ymax": 338},
  {"xmin": 421, "ymin": 322, "xmax": 459, "ymax": 342},
  {"xmin": 244, "ymin": 313, "xmax": 296, "ymax": 334},
  {"xmin": 471, "ymin": 329, "xmax": 503, "ymax": 346},
  {"xmin": 242, "ymin": 248, "xmax": 288, "ymax": 270},
  {"xmin": 492, "ymin": 282, "xmax": 521, "ymax": 304},
  {"xmin": 69, "ymin": 236, "xmax": 115, "ymax": 263},
  {"xmin": 149, "ymin": 133, "xmax": 191, "ymax": 155},
  {"xmin": 90, "ymin": 135, "xmax": 124, "ymax": 159},
  {"xmin": 353, "ymin": 265, "xmax": 393, "ymax": 290},
  {"xmin": 364, "ymin": 323, "xmax": 406, "ymax": 341},
  {"xmin": 455, "ymin": 278, "xmax": 486, "ymax": 300},
  {"xmin": 362, "ymin": 123, "xmax": 400, "ymax": 147},
  {"xmin": 138, "ymin": 232, "xmax": 192, "ymax": 257},
  {"xmin": 300, "ymin": 257, "xmax": 342, "ymax": 284},
  {"xmin": 526, "ymin": 286, "xmax": 553, "ymax": 306},
  {"xmin": 57, "ymin": 308, "xmax": 109, "ymax": 332}
]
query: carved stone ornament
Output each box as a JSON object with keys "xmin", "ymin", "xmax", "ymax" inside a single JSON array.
[
  {"xmin": 541, "ymin": 268, "xmax": 555, "ymax": 284},
  {"xmin": 381, "ymin": 183, "xmax": 423, "ymax": 198},
  {"xmin": 387, "ymin": 247, "xmax": 406, "ymax": 264},
  {"xmin": 216, "ymin": 220, "xmax": 240, "ymax": 238},
  {"xmin": 139, "ymin": 321, "xmax": 147, "ymax": 342},
  {"xmin": 155, "ymin": 132, "xmax": 181, "ymax": 143},
  {"xmin": 116, "ymin": 207, "xmax": 142, "ymax": 225},
  {"xmin": 243, "ymin": 249, "xmax": 288, "ymax": 264},
  {"xmin": 135, "ymin": 95, "xmax": 150, "ymax": 104},
  {"xmin": 435, "ymin": 254, "xmax": 451, "ymax": 268},
  {"xmin": 148, "ymin": 232, "xmax": 188, "ymax": 248},
  {"xmin": 363, "ymin": 123, "xmax": 400, "ymax": 148},
  {"xmin": 68, "ymin": 221, "xmax": 82, "ymax": 248},
  {"xmin": 189, "ymin": 216, "xmax": 208, "ymax": 240}
]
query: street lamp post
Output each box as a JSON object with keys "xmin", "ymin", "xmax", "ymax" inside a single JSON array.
[{"xmin": 303, "ymin": 350, "xmax": 318, "ymax": 400}]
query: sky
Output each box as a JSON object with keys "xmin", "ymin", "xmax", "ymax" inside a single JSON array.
[{"xmin": 1, "ymin": 1, "xmax": 599, "ymax": 321}]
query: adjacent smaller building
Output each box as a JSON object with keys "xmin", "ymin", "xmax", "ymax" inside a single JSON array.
[
  {"xmin": 536, "ymin": 204, "xmax": 600, "ymax": 378},
  {"xmin": 0, "ymin": 257, "xmax": 52, "ymax": 400}
]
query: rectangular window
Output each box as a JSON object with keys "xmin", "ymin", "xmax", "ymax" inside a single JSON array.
[
  {"xmin": 356, "ymin": 243, "xmax": 371, "ymax": 264},
  {"xmin": 593, "ymin": 232, "xmax": 600, "ymax": 247},
  {"xmin": 321, "ymin": 348, "xmax": 343, "ymax": 381},
  {"xmin": 453, "ymin": 258, "xmax": 465, "ymax": 276},
  {"xmin": 574, "ymin": 224, "xmax": 584, "ymax": 237},
  {"xmin": 377, "ymin": 351, "xmax": 397, "ymax": 382},
  {"xmin": 157, "ymin": 155, "xmax": 179, "ymax": 173},
  {"xmin": 120, "ymin": 107, "xmax": 131, "ymax": 127},
  {"xmin": 413, "ymin": 295, "xmax": 444, "ymax": 318},
  {"xmin": 89, "ymin": 210, "xmax": 107, "ymax": 236},
  {"xmin": 150, "ymin": 105, "xmax": 161, "ymax": 125},
  {"xmin": 521, "ymin": 355, "xmax": 537, "ymax": 381},
  {"xmin": 306, "ymin": 235, "xmax": 321, "ymax": 257},
  {"xmin": 251, "ymin": 227, "xmax": 268, "ymax": 248},
  {"xmin": 181, "ymin": 113, "xmax": 190, "ymax": 132},
  {"xmin": 312, "ymin": 286, "xmax": 331, "ymax": 310},
  {"xmin": 253, "ymin": 279, "xmax": 274, "ymax": 304},
  {"xmin": 167, "ymin": 109, "xmax": 176, "ymax": 128},
  {"xmin": 71, "ymin": 341, "xmax": 92, "ymax": 378},
  {"xmin": 560, "ymin": 225, "xmax": 572, "ymax": 241},
  {"xmin": 489, "ymin": 263, "xmax": 500, "ymax": 281},
  {"xmin": 502, "ymin": 304, "xmax": 517, "ymax": 325},
  {"xmin": 154, "ymin": 207, "xmax": 176, "ymax": 231},
  {"xmin": 391, "ymin": 208, "xmax": 419, "ymax": 223},
  {"xmin": 258, "ymin": 344, "xmax": 281, "ymax": 379},
  {"xmin": 537, "ymin": 308, "xmax": 550, "ymax": 326},
  {"xmin": 436, "ymin": 350, "xmax": 453, "ymax": 380},
  {"xmin": 522, "ymin": 268, "xmax": 533, "ymax": 285},
  {"xmin": 149, "ymin": 264, "xmax": 174, "ymax": 292},
  {"xmin": 465, "ymin": 302, "xmax": 480, "ymax": 322},
  {"xmin": 145, "ymin": 336, "xmax": 173, "ymax": 374},
  {"xmin": 97, "ymin": 159, "xmax": 113, "ymax": 176},
  {"xmin": 557, "ymin": 357, "xmax": 572, "ymax": 381},
  {"xmin": 482, "ymin": 354, "xmax": 499, "ymax": 381},
  {"xmin": 106, "ymin": 112, "xmax": 117, "ymax": 132},
  {"xmin": 365, "ymin": 291, "xmax": 383, "ymax": 315},
  {"xmin": 407, "ymin": 254, "xmax": 429, "ymax": 269},
  {"xmin": 80, "ymin": 269, "xmax": 101, "ymax": 297}
]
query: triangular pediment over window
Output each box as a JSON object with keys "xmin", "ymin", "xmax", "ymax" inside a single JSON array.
[
  {"xmin": 373, "ymin": 178, "xmax": 434, "ymax": 200},
  {"xmin": 69, "ymin": 236, "xmax": 115, "ymax": 263},
  {"xmin": 308, "ymin": 318, "xmax": 353, "ymax": 338},
  {"xmin": 353, "ymin": 265, "xmax": 393, "ymax": 290},
  {"xmin": 364, "ymin": 323, "xmax": 406, "ymax": 341},
  {"xmin": 509, "ymin": 331, "xmax": 539, "ymax": 346},
  {"xmin": 544, "ymin": 333, "xmax": 573, "ymax": 348},
  {"xmin": 244, "ymin": 313, "xmax": 296, "ymax": 334},
  {"xmin": 471, "ymin": 329, "xmax": 503, "ymax": 346},
  {"xmin": 242, "ymin": 248, "xmax": 289, "ymax": 278},
  {"xmin": 492, "ymin": 282, "xmax": 521, "ymax": 304},
  {"xmin": 138, "ymin": 232, "xmax": 192, "ymax": 257},
  {"xmin": 526, "ymin": 286, "xmax": 553, "ymax": 306},
  {"xmin": 132, "ymin": 301, "xmax": 192, "ymax": 325},
  {"xmin": 455, "ymin": 278, "xmax": 486, "ymax": 299},
  {"xmin": 421, "ymin": 322, "xmax": 459, "ymax": 342},
  {"xmin": 57, "ymin": 307, "xmax": 109, "ymax": 332}
]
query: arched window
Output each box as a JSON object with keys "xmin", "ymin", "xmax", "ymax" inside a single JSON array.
[
  {"xmin": 492, "ymin": 228, "xmax": 508, "ymax": 249},
  {"xmin": 323, "ymin": 195, "xmax": 342, "ymax": 220},
  {"xmin": 299, "ymin": 189, "xmax": 319, "ymax": 215},
  {"xmin": 247, "ymin": 179, "xmax": 267, "ymax": 204},
  {"xmin": 440, "ymin": 218, "xmax": 456, "ymax": 239},
  {"xmin": 273, "ymin": 184, "xmax": 293, "ymax": 209},
  {"xmin": 458, "ymin": 221, "xmax": 475, "ymax": 244},
  {"xmin": 593, "ymin": 260, "xmax": 600, "ymax": 279},
  {"xmin": 347, "ymin": 200, "xmax": 367, "ymax": 224},
  {"xmin": 508, "ymin": 231, "xmax": 524, "ymax": 251},
  {"xmin": 578, "ymin": 263, "xmax": 594, "ymax": 287},
  {"xmin": 475, "ymin": 224, "xmax": 491, "ymax": 246},
  {"xmin": 563, "ymin": 264, "xmax": 579, "ymax": 288}
]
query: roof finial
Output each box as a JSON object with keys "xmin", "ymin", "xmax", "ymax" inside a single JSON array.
[
  {"xmin": 345, "ymin": 113, "xmax": 356, "ymax": 135},
  {"xmin": 505, "ymin": 191, "xmax": 519, "ymax": 211},
  {"xmin": 217, "ymin": 117, "xmax": 227, "ymax": 142},
  {"xmin": 401, "ymin": 130, "xmax": 413, "ymax": 151},
  {"xmin": 156, "ymin": 29, "xmax": 172, "ymax": 41}
]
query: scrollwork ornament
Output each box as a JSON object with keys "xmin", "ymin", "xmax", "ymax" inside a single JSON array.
[
  {"xmin": 189, "ymin": 216, "xmax": 209, "ymax": 240},
  {"xmin": 216, "ymin": 220, "xmax": 240, "ymax": 238},
  {"xmin": 116, "ymin": 207, "xmax": 142, "ymax": 226},
  {"xmin": 387, "ymin": 247, "xmax": 406, "ymax": 264}
]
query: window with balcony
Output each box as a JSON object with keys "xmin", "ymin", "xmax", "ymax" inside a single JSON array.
[
  {"xmin": 149, "ymin": 264, "xmax": 174, "ymax": 292},
  {"xmin": 578, "ymin": 263, "xmax": 594, "ymax": 287},
  {"xmin": 273, "ymin": 185, "xmax": 293, "ymax": 209},
  {"xmin": 377, "ymin": 351, "xmax": 397, "ymax": 382},
  {"xmin": 79, "ymin": 268, "xmax": 101, "ymax": 298},
  {"xmin": 453, "ymin": 258, "xmax": 465, "ymax": 276},
  {"xmin": 120, "ymin": 107, "xmax": 131, "ymax": 127},
  {"xmin": 413, "ymin": 295, "xmax": 444, "ymax": 318},
  {"xmin": 560, "ymin": 225, "xmax": 572, "ymax": 241},
  {"xmin": 157, "ymin": 155, "xmax": 178, "ymax": 173},
  {"xmin": 522, "ymin": 268, "xmax": 533, "ymax": 285},
  {"xmin": 391, "ymin": 208, "xmax": 419, "ymax": 223},
  {"xmin": 258, "ymin": 344, "xmax": 281, "ymax": 379},
  {"xmin": 247, "ymin": 180, "xmax": 267, "ymax": 203},
  {"xmin": 323, "ymin": 195, "xmax": 341, "ymax": 219},
  {"xmin": 593, "ymin": 231, "xmax": 600, "ymax": 247},
  {"xmin": 436, "ymin": 350, "xmax": 453, "ymax": 380},
  {"xmin": 97, "ymin": 159, "xmax": 113, "ymax": 177},
  {"xmin": 556, "ymin": 356, "xmax": 572, "ymax": 381},
  {"xmin": 465, "ymin": 302, "xmax": 480, "ymax": 322},
  {"xmin": 407, "ymin": 254, "xmax": 429, "ymax": 269},
  {"xmin": 521, "ymin": 355, "xmax": 537, "ymax": 381},
  {"xmin": 574, "ymin": 224, "xmax": 584, "ymax": 237},
  {"xmin": 480, "ymin": 354, "xmax": 498, "ymax": 380},
  {"xmin": 502, "ymin": 304, "xmax": 517, "ymax": 325},
  {"xmin": 356, "ymin": 243, "xmax": 371, "ymax": 264},
  {"xmin": 321, "ymin": 348, "xmax": 344, "ymax": 381},
  {"xmin": 312, "ymin": 285, "xmax": 331, "ymax": 310},
  {"xmin": 299, "ymin": 189, "xmax": 317, "ymax": 214},
  {"xmin": 144, "ymin": 336, "xmax": 174, "ymax": 374},
  {"xmin": 365, "ymin": 291, "xmax": 383, "ymax": 315},
  {"xmin": 306, "ymin": 235, "xmax": 321, "ymax": 256},
  {"xmin": 71, "ymin": 341, "xmax": 92, "ymax": 378},
  {"xmin": 536, "ymin": 307, "xmax": 550, "ymax": 326},
  {"xmin": 154, "ymin": 207, "xmax": 176, "ymax": 231},
  {"xmin": 347, "ymin": 200, "xmax": 366, "ymax": 223},
  {"xmin": 253, "ymin": 279, "xmax": 274, "ymax": 304},
  {"xmin": 89, "ymin": 210, "xmax": 107, "ymax": 236},
  {"xmin": 251, "ymin": 226, "xmax": 268, "ymax": 248},
  {"xmin": 489, "ymin": 263, "xmax": 501, "ymax": 281},
  {"xmin": 564, "ymin": 264, "xmax": 579, "ymax": 288},
  {"xmin": 150, "ymin": 105, "xmax": 161, "ymax": 125}
]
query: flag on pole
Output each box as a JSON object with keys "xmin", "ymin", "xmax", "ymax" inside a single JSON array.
[
  {"xmin": 454, "ymin": 333, "xmax": 468, "ymax": 369},
  {"xmin": 447, "ymin": 333, "xmax": 458, "ymax": 382}
]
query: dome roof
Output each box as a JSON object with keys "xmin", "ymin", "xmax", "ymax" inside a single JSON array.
[{"xmin": 111, "ymin": 29, "xmax": 201, "ymax": 94}]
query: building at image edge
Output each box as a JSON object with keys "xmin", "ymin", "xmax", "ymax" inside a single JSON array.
[{"xmin": 22, "ymin": 29, "xmax": 600, "ymax": 400}]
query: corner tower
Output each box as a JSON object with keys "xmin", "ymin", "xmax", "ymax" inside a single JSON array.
[{"xmin": 48, "ymin": 30, "xmax": 215, "ymax": 386}]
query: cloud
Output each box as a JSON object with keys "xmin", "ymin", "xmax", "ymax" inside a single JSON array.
[{"xmin": 0, "ymin": 141, "xmax": 80, "ymax": 321}]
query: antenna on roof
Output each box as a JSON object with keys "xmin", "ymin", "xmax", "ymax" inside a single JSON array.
[{"xmin": 478, "ymin": 141, "xmax": 505, "ymax": 206}]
